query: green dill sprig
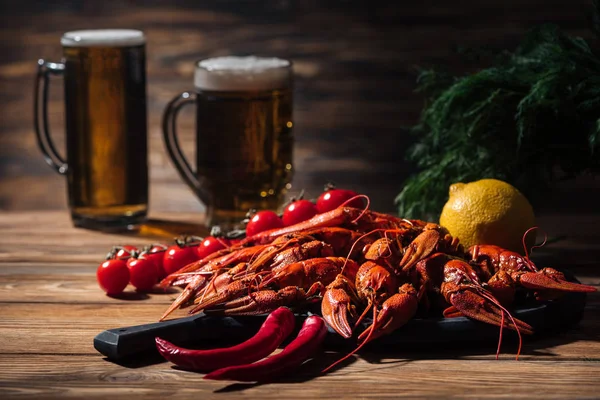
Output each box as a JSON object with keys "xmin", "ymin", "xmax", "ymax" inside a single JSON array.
[{"xmin": 395, "ymin": 19, "xmax": 600, "ymax": 220}]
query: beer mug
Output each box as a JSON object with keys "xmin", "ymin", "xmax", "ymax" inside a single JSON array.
[
  {"xmin": 163, "ymin": 56, "xmax": 294, "ymax": 228},
  {"xmin": 34, "ymin": 30, "xmax": 148, "ymax": 230}
]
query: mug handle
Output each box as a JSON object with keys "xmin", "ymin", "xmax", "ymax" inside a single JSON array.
[
  {"xmin": 34, "ymin": 59, "xmax": 68, "ymax": 175},
  {"xmin": 162, "ymin": 91, "xmax": 213, "ymax": 210}
]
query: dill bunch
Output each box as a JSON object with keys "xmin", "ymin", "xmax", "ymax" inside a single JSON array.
[{"xmin": 395, "ymin": 11, "xmax": 600, "ymax": 220}]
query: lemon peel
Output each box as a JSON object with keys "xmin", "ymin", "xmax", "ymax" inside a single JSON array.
[{"xmin": 439, "ymin": 179, "xmax": 535, "ymax": 254}]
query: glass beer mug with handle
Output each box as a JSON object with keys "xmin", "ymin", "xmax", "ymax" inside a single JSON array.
[
  {"xmin": 163, "ymin": 56, "xmax": 294, "ymax": 228},
  {"xmin": 34, "ymin": 29, "xmax": 148, "ymax": 230}
]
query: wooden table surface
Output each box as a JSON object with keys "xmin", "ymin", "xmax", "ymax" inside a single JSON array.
[{"xmin": 0, "ymin": 210, "xmax": 598, "ymax": 399}]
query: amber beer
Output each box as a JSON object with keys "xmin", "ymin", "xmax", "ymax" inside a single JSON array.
[
  {"xmin": 163, "ymin": 56, "xmax": 293, "ymax": 227},
  {"xmin": 35, "ymin": 30, "xmax": 148, "ymax": 230}
]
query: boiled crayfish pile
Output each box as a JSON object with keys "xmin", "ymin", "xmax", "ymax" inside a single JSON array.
[
  {"xmin": 161, "ymin": 200, "xmax": 595, "ymax": 342},
  {"xmin": 157, "ymin": 202, "xmax": 595, "ymax": 359}
]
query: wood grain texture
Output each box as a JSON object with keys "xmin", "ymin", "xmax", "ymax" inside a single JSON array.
[
  {"xmin": 1, "ymin": 356, "xmax": 600, "ymax": 399},
  {"xmin": 0, "ymin": 211, "xmax": 599, "ymax": 398},
  {"xmin": 0, "ymin": 211, "xmax": 208, "ymax": 263},
  {"xmin": 0, "ymin": 299, "xmax": 598, "ymax": 358}
]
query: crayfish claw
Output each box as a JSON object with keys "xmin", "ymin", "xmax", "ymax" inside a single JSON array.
[
  {"xmin": 447, "ymin": 290, "xmax": 533, "ymax": 335},
  {"xmin": 357, "ymin": 284, "xmax": 418, "ymax": 344},
  {"xmin": 322, "ymin": 287, "xmax": 355, "ymax": 338},
  {"xmin": 321, "ymin": 275, "xmax": 359, "ymax": 338},
  {"xmin": 519, "ymin": 269, "xmax": 596, "ymax": 294},
  {"xmin": 400, "ymin": 230, "xmax": 442, "ymax": 271},
  {"xmin": 160, "ymin": 274, "xmax": 206, "ymax": 321}
]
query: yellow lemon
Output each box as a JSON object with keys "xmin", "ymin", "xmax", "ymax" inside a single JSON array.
[{"xmin": 439, "ymin": 179, "xmax": 535, "ymax": 254}]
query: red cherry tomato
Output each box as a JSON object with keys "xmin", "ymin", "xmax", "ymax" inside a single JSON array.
[
  {"xmin": 96, "ymin": 259, "xmax": 130, "ymax": 295},
  {"xmin": 196, "ymin": 236, "xmax": 230, "ymax": 260},
  {"xmin": 246, "ymin": 210, "xmax": 284, "ymax": 237},
  {"xmin": 163, "ymin": 245, "xmax": 200, "ymax": 276},
  {"xmin": 316, "ymin": 189, "xmax": 363, "ymax": 213},
  {"xmin": 282, "ymin": 199, "xmax": 318, "ymax": 226},
  {"xmin": 143, "ymin": 245, "xmax": 168, "ymax": 280},
  {"xmin": 127, "ymin": 258, "xmax": 159, "ymax": 291},
  {"xmin": 115, "ymin": 245, "xmax": 138, "ymax": 260}
]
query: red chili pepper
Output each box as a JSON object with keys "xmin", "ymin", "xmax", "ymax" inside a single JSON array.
[
  {"xmin": 203, "ymin": 315, "xmax": 327, "ymax": 382},
  {"xmin": 155, "ymin": 306, "xmax": 295, "ymax": 372}
]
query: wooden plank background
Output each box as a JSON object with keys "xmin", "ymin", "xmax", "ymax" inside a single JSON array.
[{"xmin": 1, "ymin": 0, "xmax": 597, "ymax": 215}]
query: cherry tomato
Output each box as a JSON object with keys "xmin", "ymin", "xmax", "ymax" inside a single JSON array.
[
  {"xmin": 246, "ymin": 210, "xmax": 284, "ymax": 237},
  {"xmin": 282, "ymin": 199, "xmax": 318, "ymax": 226},
  {"xmin": 127, "ymin": 258, "xmax": 159, "ymax": 291},
  {"xmin": 142, "ymin": 245, "xmax": 168, "ymax": 280},
  {"xmin": 316, "ymin": 189, "xmax": 364, "ymax": 213},
  {"xmin": 163, "ymin": 245, "xmax": 200, "ymax": 276},
  {"xmin": 196, "ymin": 236, "xmax": 230, "ymax": 260},
  {"xmin": 96, "ymin": 259, "xmax": 130, "ymax": 295},
  {"xmin": 115, "ymin": 245, "xmax": 138, "ymax": 260}
]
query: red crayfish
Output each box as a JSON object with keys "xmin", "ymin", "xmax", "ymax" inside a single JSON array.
[{"xmin": 156, "ymin": 204, "xmax": 596, "ymax": 380}]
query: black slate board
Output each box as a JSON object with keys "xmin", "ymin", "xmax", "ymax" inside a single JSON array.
[{"xmin": 94, "ymin": 289, "xmax": 587, "ymax": 361}]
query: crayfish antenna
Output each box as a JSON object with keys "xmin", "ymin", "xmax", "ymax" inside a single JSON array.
[
  {"xmin": 353, "ymin": 298, "xmax": 373, "ymax": 330},
  {"xmin": 342, "ymin": 194, "xmax": 370, "ymax": 224},
  {"xmin": 322, "ymin": 301, "xmax": 379, "ymax": 374},
  {"xmin": 496, "ymin": 310, "xmax": 505, "ymax": 360},
  {"xmin": 480, "ymin": 291, "xmax": 524, "ymax": 360},
  {"xmin": 522, "ymin": 226, "xmax": 544, "ymax": 269}
]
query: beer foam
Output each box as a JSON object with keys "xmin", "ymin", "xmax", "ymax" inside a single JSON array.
[
  {"xmin": 194, "ymin": 56, "xmax": 292, "ymax": 91},
  {"xmin": 61, "ymin": 30, "xmax": 145, "ymax": 47}
]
